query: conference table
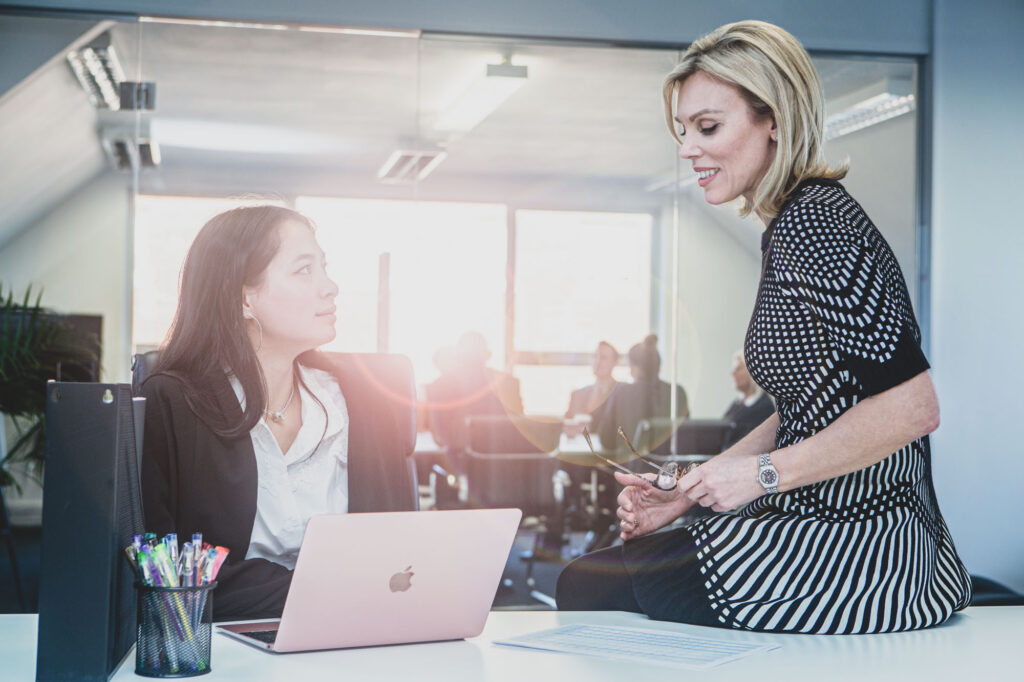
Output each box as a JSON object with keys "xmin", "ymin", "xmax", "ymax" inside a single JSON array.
[{"xmin": 5, "ymin": 607, "xmax": 1022, "ymax": 681}]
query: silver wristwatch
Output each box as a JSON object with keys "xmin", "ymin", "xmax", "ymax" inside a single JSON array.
[{"xmin": 757, "ymin": 453, "xmax": 779, "ymax": 494}]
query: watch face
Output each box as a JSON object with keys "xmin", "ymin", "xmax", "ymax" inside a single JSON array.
[{"xmin": 760, "ymin": 469, "xmax": 778, "ymax": 486}]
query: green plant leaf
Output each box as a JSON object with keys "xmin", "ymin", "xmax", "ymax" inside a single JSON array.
[{"xmin": 1, "ymin": 282, "xmax": 101, "ymax": 482}]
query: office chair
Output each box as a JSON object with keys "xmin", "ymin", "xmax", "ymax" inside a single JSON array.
[
  {"xmin": 970, "ymin": 575, "xmax": 1024, "ymax": 606},
  {"xmin": 462, "ymin": 414, "xmax": 565, "ymax": 607},
  {"xmin": 130, "ymin": 350, "xmax": 160, "ymax": 395},
  {"xmin": 131, "ymin": 350, "xmax": 420, "ymax": 511},
  {"xmin": 633, "ymin": 417, "xmax": 734, "ymax": 460}
]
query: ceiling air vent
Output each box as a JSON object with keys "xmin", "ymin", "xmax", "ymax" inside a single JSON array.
[
  {"xmin": 376, "ymin": 149, "xmax": 447, "ymax": 184},
  {"xmin": 97, "ymin": 113, "xmax": 161, "ymax": 171}
]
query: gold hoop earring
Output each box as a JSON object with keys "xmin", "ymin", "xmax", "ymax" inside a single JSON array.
[{"xmin": 245, "ymin": 314, "xmax": 263, "ymax": 353}]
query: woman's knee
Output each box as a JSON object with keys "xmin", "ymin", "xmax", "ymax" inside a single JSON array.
[
  {"xmin": 556, "ymin": 556, "xmax": 594, "ymax": 610},
  {"xmin": 556, "ymin": 548, "xmax": 638, "ymax": 612},
  {"xmin": 556, "ymin": 557, "xmax": 585, "ymax": 610}
]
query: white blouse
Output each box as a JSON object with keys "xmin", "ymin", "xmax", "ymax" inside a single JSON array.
[{"xmin": 229, "ymin": 364, "xmax": 349, "ymax": 570}]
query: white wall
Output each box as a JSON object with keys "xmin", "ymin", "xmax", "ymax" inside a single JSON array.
[
  {"xmin": 931, "ymin": 0, "xmax": 1024, "ymax": 592},
  {"xmin": 659, "ymin": 192, "xmax": 762, "ymax": 418},
  {"xmin": 0, "ymin": 171, "xmax": 132, "ymax": 383},
  {"xmin": 826, "ymin": 112, "xmax": 918, "ymax": 306}
]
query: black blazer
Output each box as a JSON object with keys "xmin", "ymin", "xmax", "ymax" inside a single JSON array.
[{"xmin": 140, "ymin": 355, "xmax": 416, "ymax": 620}]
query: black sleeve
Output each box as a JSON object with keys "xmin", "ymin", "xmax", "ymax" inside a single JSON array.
[
  {"xmin": 140, "ymin": 374, "xmax": 294, "ymax": 621},
  {"xmin": 139, "ymin": 375, "xmax": 182, "ymax": 538},
  {"xmin": 209, "ymin": 559, "xmax": 292, "ymax": 621},
  {"xmin": 771, "ymin": 201, "xmax": 930, "ymax": 397}
]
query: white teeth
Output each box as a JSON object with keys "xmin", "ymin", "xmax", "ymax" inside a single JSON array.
[{"xmin": 697, "ymin": 168, "xmax": 719, "ymax": 179}]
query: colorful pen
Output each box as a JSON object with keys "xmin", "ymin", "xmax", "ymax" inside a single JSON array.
[
  {"xmin": 151, "ymin": 543, "xmax": 178, "ymax": 588},
  {"xmin": 191, "ymin": 533, "xmax": 202, "ymax": 583},
  {"xmin": 209, "ymin": 546, "xmax": 230, "ymax": 582},
  {"xmin": 164, "ymin": 533, "xmax": 179, "ymax": 572},
  {"xmin": 180, "ymin": 542, "xmax": 193, "ymax": 586}
]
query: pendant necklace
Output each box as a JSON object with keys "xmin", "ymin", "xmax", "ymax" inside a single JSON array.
[{"xmin": 264, "ymin": 381, "xmax": 296, "ymax": 423}]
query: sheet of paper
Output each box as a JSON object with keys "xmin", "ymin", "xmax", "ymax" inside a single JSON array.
[{"xmin": 494, "ymin": 623, "xmax": 779, "ymax": 669}]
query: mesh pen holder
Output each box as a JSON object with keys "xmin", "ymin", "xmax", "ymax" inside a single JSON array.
[{"xmin": 135, "ymin": 581, "xmax": 217, "ymax": 678}]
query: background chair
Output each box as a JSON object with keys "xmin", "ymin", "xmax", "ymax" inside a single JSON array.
[
  {"xmin": 462, "ymin": 415, "xmax": 563, "ymax": 507},
  {"xmin": 633, "ymin": 417, "xmax": 734, "ymax": 459},
  {"xmin": 970, "ymin": 575, "xmax": 1024, "ymax": 606},
  {"xmin": 462, "ymin": 414, "xmax": 565, "ymax": 606},
  {"xmin": 131, "ymin": 350, "xmax": 420, "ymax": 511}
]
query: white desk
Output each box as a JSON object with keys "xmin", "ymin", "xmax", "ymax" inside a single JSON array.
[{"xmin": 5, "ymin": 608, "xmax": 1023, "ymax": 681}]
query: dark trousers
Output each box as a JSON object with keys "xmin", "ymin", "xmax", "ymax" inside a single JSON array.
[
  {"xmin": 557, "ymin": 543, "xmax": 644, "ymax": 612},
  {"xmin": 555, "ymin": 528, "xmax": 721, "ymax": 628}
]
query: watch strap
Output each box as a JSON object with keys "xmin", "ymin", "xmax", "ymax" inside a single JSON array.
[{"xmin": 757, "ymin": 452, "xmax": 779, "ymax": 493}]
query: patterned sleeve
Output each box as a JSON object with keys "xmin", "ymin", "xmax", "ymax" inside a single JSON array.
[{"xmin": 769, "ymin": 198, "xmax": 929, "ymax": 397}]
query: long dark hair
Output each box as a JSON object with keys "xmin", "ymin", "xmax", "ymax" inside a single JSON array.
[{"xmin": 151, "ymin": 205, "xmax": 318, "ymax": 439}]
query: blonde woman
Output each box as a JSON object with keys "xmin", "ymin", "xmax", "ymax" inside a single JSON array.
[{"xmin": 556, "ymin": 20, "xmax": 971, "ymax": 633}]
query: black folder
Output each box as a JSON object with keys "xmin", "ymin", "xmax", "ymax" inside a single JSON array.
[{"xmin": 36, "ymin": 382, "xmax": 144, "ymax": 682}]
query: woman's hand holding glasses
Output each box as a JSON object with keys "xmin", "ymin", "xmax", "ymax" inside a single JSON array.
[
  {"xmin": 581, "ymin": 426, "xmax": 701, "ymax": 541},
  {"xmin": 614, "ymin": 470, "xmax": 696, "ymax": 541}
]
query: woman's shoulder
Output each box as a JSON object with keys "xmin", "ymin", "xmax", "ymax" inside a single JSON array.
[
  {"xmin": 769, "ymin": 179, "xmax": 867, "ymax": 260},
  {"xmin": 141, "ymin": 371, "xmax": 230, "ymax": 410},
  {"xmin": 139, "ymin": 372, "xmax": 188, "ymax": 401},
  {"xmin": 774, "ymin": 179, "xmax": 857, "ymax": 230}
]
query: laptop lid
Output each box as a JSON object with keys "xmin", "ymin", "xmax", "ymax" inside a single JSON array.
[{"xmin": 221, "ymin": 508, "xmax": 521, "ymax": 653}]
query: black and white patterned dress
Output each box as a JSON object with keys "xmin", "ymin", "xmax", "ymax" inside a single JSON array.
[{"xmin": 623, "ymin": 179, "xmax": 971, "ymax": 634}]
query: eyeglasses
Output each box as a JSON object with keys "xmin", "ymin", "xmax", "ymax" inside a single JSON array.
[{"xmin": 581, "ymin": 426, "xmax": 699, "ymax": 491}]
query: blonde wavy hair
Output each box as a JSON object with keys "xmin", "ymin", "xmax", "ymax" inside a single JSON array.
[{"xmin": 663, "ymin": 20, "xmax": 847, "ymax": 219}]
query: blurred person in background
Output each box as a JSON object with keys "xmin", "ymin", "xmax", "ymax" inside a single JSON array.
[
  {"xmin": 592, "ymin": 334, "xmax": 688, "ymax": 452},
  {"xmin": 721, "ymin": 350, "xmax": 774, "ymax": 448},
  {"xmin": 426, "ymin": 331, "xmax": 523, "ymax": 459},
  {"xmin": 564, "ymin": 341, "xmax": 620, "ymax": 434}
]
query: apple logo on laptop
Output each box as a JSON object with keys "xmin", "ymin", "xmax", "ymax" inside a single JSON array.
[{"xmin": 389, "ymin": 565, "xmax": 414, "ymax": 592}]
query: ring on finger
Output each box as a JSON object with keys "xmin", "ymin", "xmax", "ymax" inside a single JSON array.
[{"xmin": 632, "ymin": 519, "xmax": 639, "ymax": 529}]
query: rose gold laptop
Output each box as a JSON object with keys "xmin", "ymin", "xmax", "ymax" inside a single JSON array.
[{"xmin": 216, "ymin": 508, "xmax": 522, "ymax": 653}]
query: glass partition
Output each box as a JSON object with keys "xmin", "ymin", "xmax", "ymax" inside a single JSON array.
[
  {"xmin": 121, "ymin": 20, "xmax": 918, "ymax": 424},
  {"xmin": 0, "ymin": 11, "xmax": 920, "ymax": 415},
  {"xmin": 0, "ymin": 5, "xmax": 920, "ymax": 604}
]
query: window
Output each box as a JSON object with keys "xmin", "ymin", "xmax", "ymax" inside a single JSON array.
[
  {"xmin": 513, "ymin": 209, "xmax": 652, "ymax": 414},
  {"xmin": 133, "ymin": 195, "xmax": 286, "ymax": 350},
  {"xmin": 134, "ymin": 196, "xmax": 653, "ymax": 417},
  {"xmin": 296, "ymin": 196, "xmax": 508, "ymax": 384}
]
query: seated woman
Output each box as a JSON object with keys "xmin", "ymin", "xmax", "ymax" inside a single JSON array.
[
  {"xmin": 140, "ymin": 205, "xmax": 416, "ymax": 620},
  {"xmin": 556, "ymin": 20, "xmax": 970, "ymax": 633},
  {"xmin": 592, "ymin": 334, "xmax": 689, "ymax": 452}
]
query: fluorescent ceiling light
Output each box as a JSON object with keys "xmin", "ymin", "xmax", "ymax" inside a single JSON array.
[
  {"xmin": 150, "ymin": 119, "xmax": 350, "ymax": 154},
  {"xmin": 67, "ymin": 40, "xmax": 125, "ymax": 109},
  {"xmin": 377, "ymin": 149, "xmax": 447, "ymax": 183},
  {"xmin": 825, "ymin": 77, "xmax": 915, "ymax": 140},
  {"xmin": 433, "ymin": 59, "xmax": 528, "ymax": 133}
]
